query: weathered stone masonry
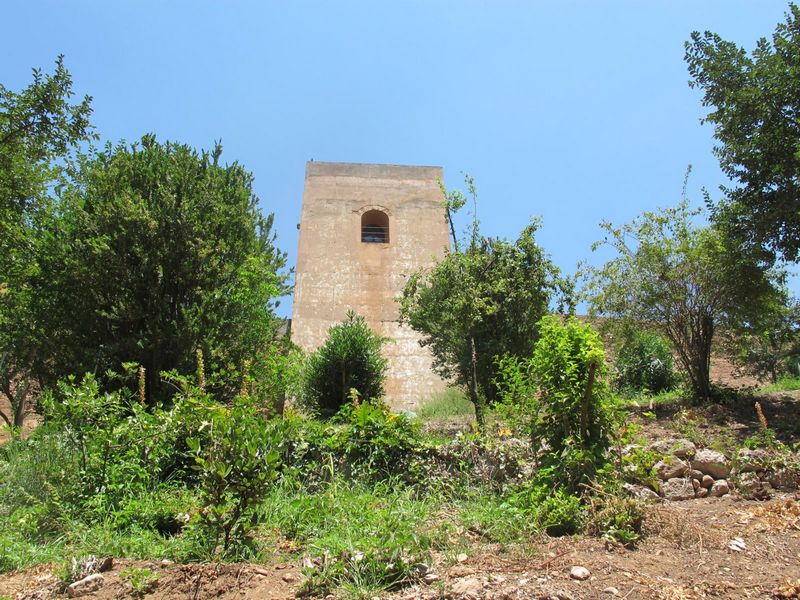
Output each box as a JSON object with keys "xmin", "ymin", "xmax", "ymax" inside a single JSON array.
[{"xmin": 291, "ymin": 161, "xmax": 450, "ymax": 409}]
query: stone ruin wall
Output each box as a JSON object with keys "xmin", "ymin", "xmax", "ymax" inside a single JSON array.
[{"xmin": 291, "ymin": 161, "xmax": 451, "ymax": 410}]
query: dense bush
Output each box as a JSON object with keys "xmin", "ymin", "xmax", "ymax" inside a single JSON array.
[
  {"xmin": 497, "ymin": 316, "xmax": 619, "ymax": 491},
  {"xmin": 31, "ymin": 135, "xmax": 289, "ymax": 404},
  {"xmin": 187, "ymin": 399, "xmax": 282, "ymax": 558},
  {"xmin": 332, "ymin": 401, "xmax": 427, "ymax": 484},
  {"xmin": 613, "ymin": 329, "xmax": 677, "ymax": 393},
  {"xmin": 301, "ymin": 311, "xmax": 388, "ymax": 416}
]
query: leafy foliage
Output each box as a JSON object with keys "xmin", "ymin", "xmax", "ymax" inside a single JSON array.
[
  {"xmin": 498, "ymin": 316, "xmax": 618, "ymax": 491},
  {"xmin": 32, "ymin": 134, "xmax": 288, "ymax": 403},
  {"xmin": 0, "ymin": 56, "xmax": 94, "ymax": 427},
  {"xmin": 399, "ymin": 177, "xmax": 560, "ymax": 428},
  {"xmin": 730, "ymin": 294, "xmax": 800, "ymax": 383},
  {"xmin": 301, "ymin": 311, "xmax": 388, "ymax": 416},
  {"xmin": 685, "ymin": 4, "xmax": 800, "ymax": 262},
  {"xmin": 331, "ymin": 400, "xmax": 427, "ymax": 484},
  {"xmin": 613, "ymin": 329, "xmax": 677, "ymax": 394},
  {"xmin": 187, "ymin": 399, "xmax": 281, "ymax": 558},
  {"xmin": 588, "ymin": 199, "xmax": 782, "ymax": 401}
]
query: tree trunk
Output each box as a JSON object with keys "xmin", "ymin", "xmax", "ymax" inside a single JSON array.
[
  {"xmin": 469, "ymin": 335, "xmax": 485, "ymax": 430},
  {"xmin": 690, "ymin": 316, "xmax": 714, "ymax": 402},
  {"xmin": 581, "ymin": 363, "xmax": 596, "ymax": 444},
  {"xmin": 13, "ymin": 378, "xmax": 30, "ymax": 429}
]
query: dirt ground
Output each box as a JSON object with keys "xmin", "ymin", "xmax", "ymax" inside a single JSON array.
[{"xmin": 2, "ymin": 493, "xmax": 799, "ymax": 600}]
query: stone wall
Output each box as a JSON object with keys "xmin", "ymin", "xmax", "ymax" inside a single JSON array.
[{"xmin": 291, "ymin": 161, "xmax": 451, "ymax": 409}]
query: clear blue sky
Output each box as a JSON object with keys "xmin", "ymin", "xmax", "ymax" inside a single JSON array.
[{"xmin": 3, "ymin": 1, "xmax": 796, "ymax": 316}]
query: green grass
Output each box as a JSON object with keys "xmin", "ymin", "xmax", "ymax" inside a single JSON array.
[
  {"xmin": 258, "ymin": 479, "xmax": 443, "ymax": 598},
  {"xmin": 416, "ymin": 388, "xmax": 474, "ymax": 420},
  {"xmin": 617, "ymin": 386, "xmax": 686, "ymax": 409},
  {"xmin": 757, "ymin": 375, "xmax": 800, "ymax": 394}
]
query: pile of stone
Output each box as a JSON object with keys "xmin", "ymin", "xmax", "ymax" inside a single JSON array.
[
  {"xmin": 735, "ymin": 447, "xmax": 799, "ymax": 499},
  {"xmin": 624, "ymin": 438, "xmax": 800, "ymax": 502},
  {"xmin": 653, "ymin": 443, "xmax": 732, "ymax": 501}
]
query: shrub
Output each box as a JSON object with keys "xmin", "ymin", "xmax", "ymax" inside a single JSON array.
[
  {"xmin": 301, "ymin": 311, "xmax": 388, "ymax": 416},
  {"xmin": 497, "ymin": 316, "xmax": 619, "ymax": 491},
  {"xmin": 332, "ymin": 400, "xmax": 427, "ymax": 484},
  {"xmin": 587, "ymin": 495, "xmax": 646, "ymax": 548},
  {"xmin": 508, "ymin": 484, "xmax": 585, "ymax": 537},
  {"xmin": 186, "ymin": 399, "xmax": 282, "ymax": 558},
  {"xmin": 614, "ymin": 330, "xmax": 677, "ymax": 393}
]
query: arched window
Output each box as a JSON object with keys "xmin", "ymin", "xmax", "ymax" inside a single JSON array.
[{"xmin": 361, "ymin": 210, "xmax": 389, "ymax": 243}]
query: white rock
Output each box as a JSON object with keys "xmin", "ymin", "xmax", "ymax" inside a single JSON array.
[
  {"xmin": 603, "ymin": 587, "xmax": 620, "ymax": 595},
  {"xmin": 654, "ymin": 459, "xmax": 688, "ymax": 480},
  {"xmin": 622, "ymin": 483, "xmax": 661, "ymax": 502},
  {"xmin": 691, "ymin": 449, "xmax": 731, "ymax": 479},
  {"xmin": 710, "ymin": 479, "xmax": 730, "ymax": 497},
  {"xmin": 670, "ymin": 439, "xmax": 697, "ymax": 459},
  {"xmin": 569, "ymin": 566, "xmax": 590, "ymax": 581},
  {"xmin": 450, "ymin": 577, "xmax": 483, "ymax": 599},
  {"xmin": 67, "ymin": 574, "xmax": 105, "ymax": 598},
  {"xmin": 662, "ymin": 477, "xmax": 695, "ymax": 501}
]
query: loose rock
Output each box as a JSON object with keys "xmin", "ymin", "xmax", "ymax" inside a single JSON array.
[
  {"xmin": 710, "ymin": 479, "xmax": 730, "ymax": 497},
  {"xmin": 655, "ymin": 459, "xmax": 688, "ymax": 480},
  {"xmin": 569, "ymin": 566, "xmax": 590, "ymax": 581},
  {"xmin": 692, "ymin": 449, "xmax": 731, "ymax": 479},
  {"xmin": 603, "ymin": 587, "xmax": 620, "ymax": 595},
  {"xmin": 622, "ymin": 483, "xmax": 661, "ymax": 502},
  {"xmin": 450, "ymin": 576, "xmax": 483, "ymax": 599},
  {"xmin": 662, "ymin": 477, "xmax": 695, "ymax": 501},
  {"xmin": 67, "ymin": 574, "xmax": 105, "ymax": 598},
  {"xmin": 701, "ymin": 474, "xmax": 714, "ymax": 489}
]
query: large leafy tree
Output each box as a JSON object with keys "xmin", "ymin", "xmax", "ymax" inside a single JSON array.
[
  {"xmin": 0, "ymin": 56, "xmax": 94, "ymax": 427},
  {"xmin": 588, "ymin": 200, "xmax": 782, "ymax": 401},
  {"xmin": 32, "ymin": 134, "xmax": 289, "ymax": 403},
  {"xmin": 685, "ymin": 4, "xmax": 800, "ymax": 262},
  {"xmin": 399, "ymin": 179, "xmax": 560, "ymax": 428}
]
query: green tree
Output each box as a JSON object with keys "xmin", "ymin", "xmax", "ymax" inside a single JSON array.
[
  {"xmin": 301, "ymin": 310, "xmax": 388, "ymax": 416},
  {"xmin": 730, "ymin": 293, "xmax": 800, "ymax": 383},
  {"xmin": 613, "ymin": 329, "xmax": 677, "ymax": 394},
  {"xmin": 685, "ymin": 4, "xmax": 800, "ymax": 262},
  {"xmin": 588, "ymin": 199, "xmax": 782, "ymax": 401},
  {"xmin": 32, "ymin": 134, "xmax": 289, "ymax": 403},
  {"xmin": 0, "ymin": 56, "xmax": 94, "ymax": 427},
  {"xmin": 399, "ymin": 178, "xmax": 560, "ymax": 428}
]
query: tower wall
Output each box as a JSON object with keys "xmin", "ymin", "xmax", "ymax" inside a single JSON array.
[{"xmin": 292, "ymin": 161, "xmax": 451, "ymax": 409}]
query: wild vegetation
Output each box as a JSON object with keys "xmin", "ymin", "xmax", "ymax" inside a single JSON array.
[{"xmin": 2, "ymin": 5, "xmax": 800, "ymax": 600}]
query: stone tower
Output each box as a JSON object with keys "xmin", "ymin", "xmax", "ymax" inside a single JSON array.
[{"xmin": 292, "ymin": 161, "xmax": 451, "ymax": 409}]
